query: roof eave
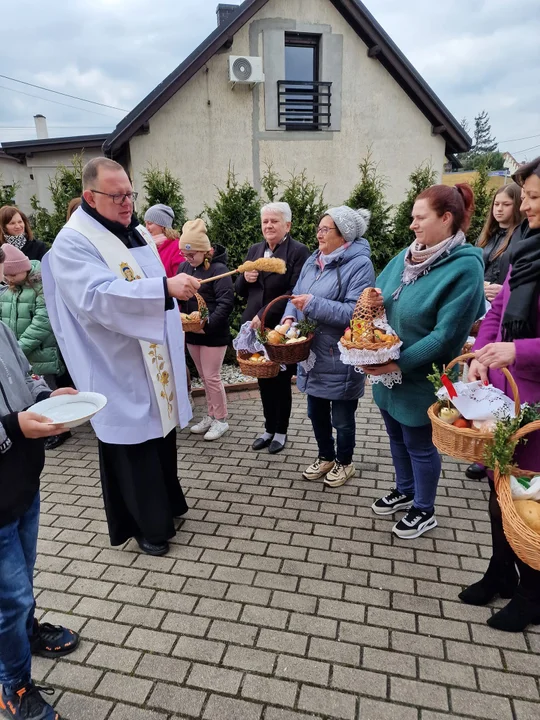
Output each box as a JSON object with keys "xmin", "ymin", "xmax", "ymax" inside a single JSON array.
[
  {"xmin": 104, "ymin": 0, "xmax": 267, "ymax": 155},
  {"xmin": 2, "ymin": 134, "xmax": 109, "ymax": 158}
]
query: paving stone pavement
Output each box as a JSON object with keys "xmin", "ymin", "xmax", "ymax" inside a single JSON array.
[{"xmin": 35, "ymin": 389, "xmax": 540, "ymax": 720}]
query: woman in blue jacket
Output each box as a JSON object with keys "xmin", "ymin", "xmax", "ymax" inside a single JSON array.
[{"xmin": 282, "ymin": 206, "xmax": 375, "ymax": 487}]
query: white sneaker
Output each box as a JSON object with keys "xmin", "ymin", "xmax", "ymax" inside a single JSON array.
[
  {"xmin": 324, "ymin": 462, "xmax": 356, "ymax": 487},
  {"xmin": 303, "ymin": 458, "xmax": 335, "ymax": 480},
  {"xmin": 190, "ymin": 415, "xmax": 213, "ymax": 434},
  {"xmin": 204, "ymin": 419, "xmax": 229, "ymax": 441}
]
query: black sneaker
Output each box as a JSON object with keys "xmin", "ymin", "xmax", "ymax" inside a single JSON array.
[
  {"xmin": 372, "ymin": 488, "xmax": 414, "ymax": 515},
  {"xmin": 30, "ymin": 621, "xmax": 79, "ymax": 659},
  {"xmin": 0, "ymin": 681, "xmax": 60, "ymax": 719},
  {"xmin": 393, "ymin": 507, "xmax": 437, "ymax": 539}
]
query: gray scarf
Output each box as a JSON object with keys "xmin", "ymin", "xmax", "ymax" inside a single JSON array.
[
  {"xmin": 392, "ymin": 230, "xmax": 466, "ymax": 300},
  {"xmin": 4, "ymin": 234, "xmax": 27, "ymax": 251}
]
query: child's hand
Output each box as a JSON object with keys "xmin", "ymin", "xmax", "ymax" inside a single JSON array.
[
  {"xmin": 50, "ymin": 388, "xmax": 78, "ymax": 398},
  {"xmin": 18, "ymin": 412, "xmax": 69, "ymax": 439}
]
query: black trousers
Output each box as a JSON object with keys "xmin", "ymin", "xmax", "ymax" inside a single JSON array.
[
  {"xmin": 98, "ymin": 430, "xmax": 188, "ymax": 546},
  {"xmin": 488, "ymin": 479, "xmax": 540, "ymax": 599},
  {"xmin": 257, "ymin": 364, "xmax": 296, "ymax": 435}
]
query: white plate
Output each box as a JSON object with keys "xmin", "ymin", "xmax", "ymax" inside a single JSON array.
[{"xmin": 29, "ymin": 392, "xmax": 107, "ymax": 429}]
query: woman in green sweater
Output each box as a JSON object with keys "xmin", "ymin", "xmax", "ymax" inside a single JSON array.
[{"xmin": 365, "ymin": 184, "xmax": 485, "ymax": 539}]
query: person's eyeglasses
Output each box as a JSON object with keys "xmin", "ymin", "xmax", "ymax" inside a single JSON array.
[
  {"xmin": 91, "ymin": 189, "xmax": 138, "ymax": 205},
  {"xmin": 316, "ymin": 226, "xmax": 337, "ymax": 236},
  {"xmin": 183, "ymin": 253, "xmax": 199, "ymax": 260}
]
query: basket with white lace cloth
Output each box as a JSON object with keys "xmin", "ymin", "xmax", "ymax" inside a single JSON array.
[
  {"xmin": 338, "ymin": 287, "xmax": 403, "ymax": 388},
  {"xmin": 234, "ymin": 322, "xmax": 316, "ymax": 378}
]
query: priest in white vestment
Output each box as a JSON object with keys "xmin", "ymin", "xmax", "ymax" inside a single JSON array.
[{"xmin": 42, "ymin": 157, "xmax": 201, "ymax": 556}]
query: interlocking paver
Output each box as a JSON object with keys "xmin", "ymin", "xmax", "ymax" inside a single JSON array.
[{"xmin": 34, "ymin": 393, "xmax": 540, "ymax": 719}]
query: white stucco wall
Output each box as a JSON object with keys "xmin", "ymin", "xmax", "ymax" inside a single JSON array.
[
  {"xmin": 0, "ymin": 148, "xmax": 102, "ymax": 215},
  {"xmin": 129, "ymin": 0, "xmax": 447, "ymax": 218}
]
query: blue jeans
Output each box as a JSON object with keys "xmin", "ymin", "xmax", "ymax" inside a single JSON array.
[
  {"xmin": 0, "ymin": 492, "xmax": 39, "ymax": 688},
  {"xmin": 307, "ymin": 395, "xmax": 358, "ymax": 465},
  {"xmin": 380, "ymin": 410, "xmax": 441, "ymax": 512}
]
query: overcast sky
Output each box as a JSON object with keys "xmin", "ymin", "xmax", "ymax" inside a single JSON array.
[{"xmin": 1, "ymin": 0, "xmax": 539, "ymax": 161}]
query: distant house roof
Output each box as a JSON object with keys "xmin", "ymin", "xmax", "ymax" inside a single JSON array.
[
  {"xmin": 103, "ymin": 0, "xmax": 470, "ymax": 156},
  {"xmin": 2, "ymin": 133, "xmax": 108, "ymax": 161}
]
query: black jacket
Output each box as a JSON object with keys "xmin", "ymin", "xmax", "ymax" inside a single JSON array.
[
  {"xmin": 479, "ymin": 224, "xmax": 522, "ymax": 285},
  {"xmin": 21, "ymin": 238, "xmax": 48, "ymax": 261},
  {"xmin": 235, "ymin": 234, "xmax": 311, "ymax": 330},
  {"xmin": 178, "ymin": 245, "xmax": 234, "ymax": 347},
  {"xmin": 0, "ymin": 322, "xmax": 50, "ymax": 527}
]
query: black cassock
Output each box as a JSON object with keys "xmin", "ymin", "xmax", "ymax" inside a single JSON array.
[{"xmin": 98, "ymin": 430, "xmax": 188, "ymax": 546}]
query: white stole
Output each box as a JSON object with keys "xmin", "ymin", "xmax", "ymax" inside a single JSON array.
[{"xmin": 65, "ymin": 211, "xmax": 179, "ymax": 437}]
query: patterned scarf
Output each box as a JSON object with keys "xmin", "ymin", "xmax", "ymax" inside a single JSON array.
[
  {"xmin": 4, "ymin": 233, "xmax": 27, "ymax": 251},
  {"xmin": 392, "ymin": 230, "xmax": 466, "ymax": 300}
]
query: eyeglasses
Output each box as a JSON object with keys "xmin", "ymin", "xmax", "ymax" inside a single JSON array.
[
  {"xmin": 183, "ymin": 253, "xmax": 200, "ymax": 260},
  {"xmin": 316, "ymin": 225, "xmax": 337, "ymax": 236},
  {"xmin": 90, "ymin": 189, "xmax": 138, "ymax": 205}
]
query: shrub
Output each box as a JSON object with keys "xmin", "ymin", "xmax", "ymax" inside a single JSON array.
[
  {"xmin": 0, "ymin": 177, "xmax": 20, "ymax": 207},
  {"xmin": 393, "ymin": 162, "xmax": 438, "ymax": 248},
  {"xmin": 30, "ymin": 153, "xmax": 84, "ymax": 244},
  {"xmin": 140, "ymin": 165, "xmax": 186, "ymax": 228},
  {"xmin": 345, "ymin": 152, "xmax": 394, "ymax": 274},
  {"xmin": 469, "ymin": 159, "xmax": 495, "ymax": 243}
]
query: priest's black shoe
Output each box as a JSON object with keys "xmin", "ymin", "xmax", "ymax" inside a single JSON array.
[
  {"xmin": 465, "ymin": 463, "xmax": 487, "ymax": 481},
  {"xmin": 136, "ymin": 537, "xmax": 169, "ymax": 556},
  {"xmin": 268, "ymin": 438, "xmax": 286, "ymax": 455},
  {"xmin": 487, "ymin": 590, "xmax": 540, "ymax": 632},
  {"xmin": 252, "ymin": 436, "xmax": 273, "ymax": 451},
  {"xmin": 44, "ymin": 431, "xmax": 72, "ymax": 451},
  {"xmin": 458, "ymin": 558, "xmax": 518, "ymax": 606}
]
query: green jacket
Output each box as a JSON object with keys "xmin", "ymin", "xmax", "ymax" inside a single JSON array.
[
  {"xmin": 0, "ymin": 261, "xmax": 64, "ymax": 377},
  {"xmin": 372, "ymin": 244, "xmax": 485, "ymax": 427}
]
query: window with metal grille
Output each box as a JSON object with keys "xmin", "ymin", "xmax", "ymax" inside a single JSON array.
[{"xmin": 279, "ymin": 33, "xmax": 331, "ymax": 130}]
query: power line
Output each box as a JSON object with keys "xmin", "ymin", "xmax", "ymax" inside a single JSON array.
[
  {"xmin": 0, "ymin": 74, "xmax": 128, "ymax": 112},
  {"xmin": 0, "ymin": 85, "xmax": 124, "ymax": 119},
  {"xmin": 509, "ymin": 143, "xmax": 540, "ymax": 156},
  {"xmin": 498, "ymin": 132, "xmax": 540, "ymax": 144}
]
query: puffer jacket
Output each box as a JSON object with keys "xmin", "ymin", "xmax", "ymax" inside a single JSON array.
[
  {"xmin": 283, "ymin": 239, "xmax": 376, "ymax": 400},
  {"xmin": 0, "ymin": 260, "xmax": 64, "ymax": 376}
]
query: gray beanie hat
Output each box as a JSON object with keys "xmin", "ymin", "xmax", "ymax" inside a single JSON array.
[
  {"xmin": 325, "ymin": 206, "xmax": 371, "ymax": 243},
  {"xmin": 144, "ymin": 203, "xmax": 175, "ymax": 229}
]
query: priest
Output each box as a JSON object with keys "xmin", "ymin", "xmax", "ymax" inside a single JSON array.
[{"xmin": 42, "ymin": 157, "xmax": 200, "ymax": 556}]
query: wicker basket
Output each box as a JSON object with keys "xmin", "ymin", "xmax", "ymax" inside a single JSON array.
[
  {"xmin": 428, "ymin": 352, "xmax": 521, "ymax": 464},
  {"xmin": 341, "ymin": 287, "xmax": 400, "ymax": 351},
  {"xmin": 237, "ymin": 351, "xmax": 280, "ymax": 379},
  {"xmin": 261, "ymin": 295, "xmax": 314, "ymax": 364},
  {"xmin": 495, "ymin": 420, "xmax": 540, "ymax": 570},
  {"xmin": 182, "ymin": 293, "xmax": 208, "ymax": 333}
]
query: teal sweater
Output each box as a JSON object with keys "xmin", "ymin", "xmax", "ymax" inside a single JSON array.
[{"xmin": 372, "ymin": 244, "xmax": 485, "ymax": 426}]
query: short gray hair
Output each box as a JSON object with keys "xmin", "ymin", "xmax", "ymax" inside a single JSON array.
[
  {"xmin": 261, "ymin": 202, "xmax": 292, "ymax": 223},
  {"xmin": 82, "ymin": 157, "xmax": 125, "ymax": 190}
]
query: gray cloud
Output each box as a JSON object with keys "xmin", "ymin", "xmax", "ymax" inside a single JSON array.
[{"xmin": 1, "ymin": 0, "xmax": 539, "ymax": 160}]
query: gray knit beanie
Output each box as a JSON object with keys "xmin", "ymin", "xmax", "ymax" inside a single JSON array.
[
  {"xmin": 325, "ymin": 206, "xmax": 371, "ymax": 243},
  {"xmin": 144, "ymin": 204, "xmax": 175, "ymax": 229}
]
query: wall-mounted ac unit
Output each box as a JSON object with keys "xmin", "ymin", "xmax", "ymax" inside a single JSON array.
[{"xmin": 228, "ymin": 56, "xmax": 264, "ymax": 86}]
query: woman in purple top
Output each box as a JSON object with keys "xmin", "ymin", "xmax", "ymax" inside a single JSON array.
[{"xmin": 461, "ymin": 157, "xmax": 540, "ymax": 632}]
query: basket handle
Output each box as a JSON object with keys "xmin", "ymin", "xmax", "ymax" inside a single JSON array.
[
  {"xmin": 194, "ymin": 293, "xmax": 207, "ymax": 313},
  {"xmin": 260, "ymin": 294, "xmax": 292, "ymax": 333},
  {"xmin": 444, "ymin": 352, "xmax": 521, "ymax": 418}
]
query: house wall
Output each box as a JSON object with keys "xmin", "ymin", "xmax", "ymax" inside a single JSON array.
[
  {"xmin": 129, "ymin": 0, "xmax": 447, "ymax": 220},
  {"xmin": 0, "ymin": 148, "xmax": 102, "ymax": 215},
  {"xmin": 0, "ymin": 156, "xmax": 35, "ymax": 214}
]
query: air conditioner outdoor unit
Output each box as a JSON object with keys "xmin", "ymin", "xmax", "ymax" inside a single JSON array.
[{"xmin": 228, "ymin": 55, "xmax": 264, "ymax": 86}]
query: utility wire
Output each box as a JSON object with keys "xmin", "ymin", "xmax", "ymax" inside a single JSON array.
[
  {"xmin": 498, "ymin": 132, "xmax": 540, "ymax": 144},
  {"xmin": 0, "ymin": 74, "xmax": 127, "ymax": 112},
  {"xmin": 0, "ymin": 85, "xmax": 125, "ymax": 119},
  {"xmin": 509, "ymin": 143, "xmax": 540, "ymax": 155}
]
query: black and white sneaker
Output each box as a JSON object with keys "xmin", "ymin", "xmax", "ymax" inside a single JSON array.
[
  {"xmin": 392, "ymin": 508, "xmax": 437, "ymax": 539},
  {"xmin": 372, "ymin": 488, "xmax": 414, "ymax": 515}
]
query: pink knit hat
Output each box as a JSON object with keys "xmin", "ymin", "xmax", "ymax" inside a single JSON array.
[{"xmin": 2, "ymin": 244, "xmax": 31, "ymax": 275}]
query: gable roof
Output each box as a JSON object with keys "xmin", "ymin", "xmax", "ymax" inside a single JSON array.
[{"xmin": 103, "ymin": 0, "xmax": 470, "ymax": 156}]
